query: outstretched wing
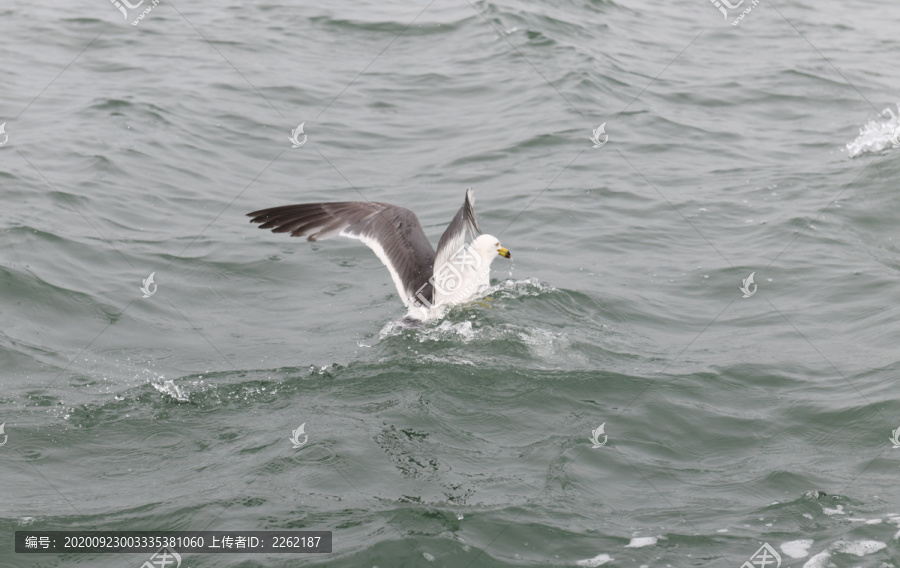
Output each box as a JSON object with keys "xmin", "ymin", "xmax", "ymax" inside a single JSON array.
[
  {"xmin": 247, "ymin": 201, "xmax": 436, "ymax": 306},
  {"xmin": 433, "ymin": 188, "xmax": 481, "ymax": 279}
]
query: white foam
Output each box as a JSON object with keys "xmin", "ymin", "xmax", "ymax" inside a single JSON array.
[
  {"xmin": 802, "ymin": 550, "xmax": 831, "ymax": 568},
  {"xmin": 576, "ymin": 553, "xmax": 613, "ymax": 567},
  {"xmin": 383, "ymin": 312, "xmax": 573, "ymax": 365},
  {"xmin": 152, "ymin": 379, "xmax": 189, "ymax": 402},
  {"xmin": 625, "ymin": 537, "xmax": 657, "ymax": 548},
  {"xmin": 823, "ymin": 504, "xmax": 845, "ymax": 516},
  {"xmin": 846, "ymin": 106, "xmax": 900, "ymax": 158},
  {"xmin": 489, "ymin": 276, "xmax": 555, "ymax": 297},
  {"xmin": 781, "ymin": 539, "xmax": 813, "ymax": 559},
  {"xmin": 380, "ymin": 318, "xmax": 472, "ymax": 342},
  {"xmin": 830, "ymin": 539, "xmax": 886, "ymax": 556}
]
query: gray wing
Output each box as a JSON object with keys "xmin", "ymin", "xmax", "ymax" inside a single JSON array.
[
  {"xmin": 433, "ymin": 188, "xmax": 481, "ymax": 277},
  {"xmin": 247, "ymin": 202, "xmax": 436, "ymax": 307}
]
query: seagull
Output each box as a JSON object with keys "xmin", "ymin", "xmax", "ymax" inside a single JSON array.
[{"xmin": 247, "ymin": 188, "xmax": 511, "ymax": 321}]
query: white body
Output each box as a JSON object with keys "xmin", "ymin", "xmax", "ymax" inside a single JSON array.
[{"xmin": 406, "ymin": 234, "xmax": 503, "ymax": 321}]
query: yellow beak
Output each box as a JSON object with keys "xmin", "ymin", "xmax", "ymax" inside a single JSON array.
[{"xmin": 497, "ymin": 247, "xmax": 511, "ymax": 259}]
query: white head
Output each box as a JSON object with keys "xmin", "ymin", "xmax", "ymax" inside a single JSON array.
[{"xmin": 471, "ymin": 234, "xmax": 511, "ymax": 263}]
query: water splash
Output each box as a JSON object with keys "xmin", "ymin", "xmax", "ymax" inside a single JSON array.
[
  {"xmin": 152, "ymin": 379, "xmax": 189, "ymax": 402},
  {"xmin": 846, "ymin": 106, "xmax": 900, "ymax": 158},
  {"xmin": 488, "ymin": 276, "xmax": 555, "ymax": 297},
  {"xmin": 379, "ymin": 278, "xmax": 555, "ymax": 341}
]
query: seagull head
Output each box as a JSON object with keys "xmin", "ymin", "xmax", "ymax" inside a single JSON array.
[{"xmin": 473, "ymin": 234, "xmax": 510, "ymax": 260}]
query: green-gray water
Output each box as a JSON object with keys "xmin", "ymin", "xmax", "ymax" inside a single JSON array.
[{"xmin": 2, "ymin": 0, "xmax": 900, "ymax": 566}]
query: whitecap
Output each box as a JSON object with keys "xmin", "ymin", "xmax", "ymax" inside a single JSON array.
[
  {"xmin": 489, "ymin": 276, "xmax": 555, "ymax": 297},
  {"xmin": 781, "ymin": 539, "xmax": 813, "ymax": 558},
  {"xmin": 625, "ymin": 537, "xmax": 657, "ymax": 548},
  {"xmin": 152, "ymin": 379, "xmax": 189, "ymax": 402},
  {"xmin": 802, "ymin": 550, "xmax": 831, "ymax": 568},
  {"xmin": 846, "ymin": 105, "xmax": 900, "ymax": 158},
  {"xmin": 830, "ymin": 539, "xmax": 886, "ymax": 556},
  {"xmin": 576, "ymin": 553, "xmax": 613, "ymax": 567}
]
